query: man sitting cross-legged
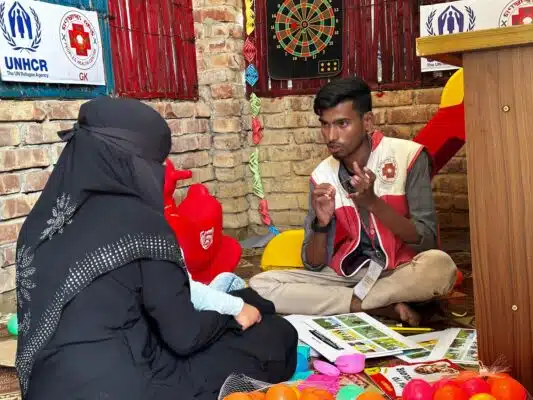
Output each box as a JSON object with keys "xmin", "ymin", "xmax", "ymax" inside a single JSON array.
[{"xmin": 250, "ymin": 77, "xmax": 457, "ymax": 326}]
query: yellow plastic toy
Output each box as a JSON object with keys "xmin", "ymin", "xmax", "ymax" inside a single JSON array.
[{"xmin": 260, "ymin": 229, "xmax": 305, "ymax": 271}]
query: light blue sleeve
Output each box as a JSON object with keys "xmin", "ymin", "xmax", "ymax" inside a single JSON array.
[{"xmin": 188, "ymin": 272, "xmax": 244, "ymax": 316}]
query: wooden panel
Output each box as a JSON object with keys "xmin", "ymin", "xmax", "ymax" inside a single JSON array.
[
  {"xmin": 417, "ymin": 24, "xmax": 533, "ymax": 66},
  {"xmin": 463, "ymin": 45, "xmax": 533, "ymax": 392},
  {"xmin": 0, "ymin": 0, "xmax": 114, "ymax": 99}
]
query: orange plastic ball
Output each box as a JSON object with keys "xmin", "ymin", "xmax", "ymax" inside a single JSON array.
[
  {"xmin": 357, "ymin": 392, "xmax": 386, "ymax": 400},
  {"xmin": 488, "ymin": 376, "xmax": 526, "ymax": 400},
  {"xmin": 308, "ymin": 389, "xmax": 334, "ymax": 400},
  {"xmin": 298, "ymin": 389, "xmax": 321, "ymax": 400},
  {"xmin": 265, "ymin": 384, "xmax": 299, "ymax": 400},
  {"xmin": 224, "ymin": 393, "xmax": 252, "ymax": 400},
  {"xmin": 433, "ymin": 384, "xmax": 468, "ymax": 400},
  {"xmin": 249, "ymin": 392, "xmax": 266, "ymax": 400}
]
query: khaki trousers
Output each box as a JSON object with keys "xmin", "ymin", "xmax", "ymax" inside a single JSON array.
[{"xmin": 249, "ymin": 249, "xmax": 457, "ymax": 315}]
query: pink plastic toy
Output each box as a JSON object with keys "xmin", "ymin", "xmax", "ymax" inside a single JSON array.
[
  {"xmin": 335, "ymin": 353, "xmax": 366, "ymax": 374},
  {"xmin": 313, "ymin": 360, "xmax": 340, "ymax": 377}
]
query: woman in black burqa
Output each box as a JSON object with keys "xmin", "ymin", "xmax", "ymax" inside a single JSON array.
[{"xmin": 15, "ymin": 97, "xmax": 297, "ymax": 399}]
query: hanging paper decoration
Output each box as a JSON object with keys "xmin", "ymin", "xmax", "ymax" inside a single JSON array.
[
  {"xmin": 243, "ymin": 37, "xmax": 257, "ymax": 63},
  {"xmin": 249, "ymin": 93, "xmax": 261, "ymax": 117},
  {"xmin": 251, "ymin": 117, "xmax": 263, "ymax": 144},
  {"xmin": 243, "ymin": 0, "xmax": 278, "ymax": 235},
  {"xmin": 249, "ymin": 149, "xmax": 264, "ymax": 199},
  {"xmin": 244, "ymin": 0, "xmax": 255, "ymax": 35},
  {"xmin": 259, "ymin": 199, "xmax": 272, "ymax": 225},
  {"xmin": 245, "ymin": 64, "xmax": 259, "ymax": 86}
]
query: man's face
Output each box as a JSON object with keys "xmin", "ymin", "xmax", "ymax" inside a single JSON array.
[{"xmin": 318, "ymin": 100, "xmax": 373, "ymax": 161}]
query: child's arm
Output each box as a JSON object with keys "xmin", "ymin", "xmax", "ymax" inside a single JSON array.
[{"xmin": 188, "ymin": 273, "xmax": 244, "ymax": 316}]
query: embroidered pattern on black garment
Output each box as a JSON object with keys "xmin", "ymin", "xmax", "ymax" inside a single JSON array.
[
  {"xmin": 40, "ymin": 193, "xmax": 77, "ymax": 240},
  {"xmin": 15, "ymin": 233, "xmax": 182, "ymax": 397},
  {"xmin": 15, "ymin": 245, "xmax": 36, "ymax": 337}
]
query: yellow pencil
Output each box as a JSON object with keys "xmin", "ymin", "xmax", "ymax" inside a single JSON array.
[{"xmin": 390, "ymin": 327, "xmax": 433, "ymax": 332}]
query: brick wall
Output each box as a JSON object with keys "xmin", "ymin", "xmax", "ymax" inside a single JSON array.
[{"xmin": 0, "ymin": 0, "xmax": 470, "ymax": 311}]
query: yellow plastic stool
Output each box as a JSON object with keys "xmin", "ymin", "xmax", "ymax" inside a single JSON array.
[{"xmin": 260, "ymin": 229, "xmax": 305, "ymax": 271}]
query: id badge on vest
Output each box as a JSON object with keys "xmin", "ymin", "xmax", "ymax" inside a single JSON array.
[{"xmin": 353, "ymin": 259, "xmax": 384, "ymax": 301}]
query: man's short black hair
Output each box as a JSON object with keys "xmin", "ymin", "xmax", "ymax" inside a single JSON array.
[{"xmin": 313, "ymin": 76, "xmax": 372, "ymax": 116}]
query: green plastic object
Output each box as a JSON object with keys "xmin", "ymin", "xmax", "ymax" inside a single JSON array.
[
  {"xmin": 336, "ymin": 384, "xmax": 364, "ymax": 400},
  {"xmin": 7, "ymin": 314, "xmax": 17, "ymax": 336}
]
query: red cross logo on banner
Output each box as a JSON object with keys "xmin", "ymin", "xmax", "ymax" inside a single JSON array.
[
  {"xmin": 512, "ymin": 5, "xmax": 533, "ymax": 25},
  {"xmin": 68, "ymin": 23, "xmax": 92, "ymax": 56}
]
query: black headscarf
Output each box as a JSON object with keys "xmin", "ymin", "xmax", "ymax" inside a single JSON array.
[{"xmin": 15, "ymin": 97, "xmax": 182, "ymax": 396}]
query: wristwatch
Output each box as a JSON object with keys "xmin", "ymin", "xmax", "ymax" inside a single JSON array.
[{"xmin": 312, "ymin": 217, "xmax": 331, "ymax": 233}]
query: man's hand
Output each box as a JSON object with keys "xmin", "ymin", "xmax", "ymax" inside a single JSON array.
[
  {"xmin": 312, "ymin": 183, "xmax": 336, "ymax": 227},
  {"xmin": 234, "ymin": 303, "xmax": 262, "ymax": 331},
  {"xmin": 347, "ymin": 161, "xmax": 378, "ymax": 209}
]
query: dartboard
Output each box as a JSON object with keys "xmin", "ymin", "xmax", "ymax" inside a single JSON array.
[{"xmin": 267, "ymin": 0, "xmax": 343, "ymax": 80}]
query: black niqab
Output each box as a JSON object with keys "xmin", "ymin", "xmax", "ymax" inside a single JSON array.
[{"xmin": 15, "ymin": 97, "xmax": 181, "ymax": 396}]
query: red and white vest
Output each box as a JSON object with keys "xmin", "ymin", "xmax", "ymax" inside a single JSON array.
[{"xmin": 310, "ymin": 131, "xmax": 424, "ymax": 276}]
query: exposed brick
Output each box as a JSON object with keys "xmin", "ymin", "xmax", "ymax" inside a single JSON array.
[
  {"xmin": 242, "ymin": 115, "xmax": 263, "ymax": 131},
  {"xmin": 247, "ymin": 129, "xmax": 291, "ymax": 146},
  {"xmin": 453, "ymin": 194, "xmax": 469, "ymax": 210},
  {"xmin": 0, "ymin": 125, "xmax": 20, "ymax": 147},
  {"xmin": 228, "ymin": 24, "xmax": 243, "ymax": 39},
  {"xmin": 213, "ymin": 117, "xmax": 241, "ymax": 133},
  {"xmin": 214, "ymin": 134, "xmax": 241, "ymax": 150},
  {"xmin": 265, "ymin": 145, "xmax": 305, "ymax": 162},
  {"xmin": 415, "ymin": 88, "xmax": 443, "ymax": 105},
  {"xmin": 213, "ymin": 150, "xmax": 242, "ymax": 168},
  {"xmin": 258, "ymin": 161, "xmax": 292, "ymax": 178},
  {"xmin": 0, "ymin": 101, "xmax": 46, "ymax": 122},
  {"xmin": 262, "ymin": 177, "xmax": 309, "ymax": 193},
  {"xmin": 175, "ymin": 166, "xmax": 215, "ymax": 188},
  {"xmin": 287, "ymin": 96, "xmax": 313, "ymax": 111},
  {"xmin": 199, "ymin": 69, "xmax": 230, "ymax": 85},
  {"xmin": 194, "ymin": 8, "xmax": 237, "ymax": 23},
  {"xmin": 263, "ymin": 112, "xmax": 309, "ymax": 129},
  {"xmin": 171, "ymin": 134, "xmax": 211, "ymax": 153},
  {"xmin": 47, "ymin": 100, "xmax": 86, "ymax": 120},
  {"xmin": 437, "ymin": 211, "xmax": 470, "ymax": 230},
  {"xmin": 440, "ymin": 157, "xmax": 467, "ymax": 174},
  {"xmin": 166, "ymin": 102, "xmax": 196, "ymax": 119},
  {"xmin": 381, "ymin": 125, "xmax": 412, "ymax": 140},
  {"xmin": 0, "ymin": 219, "xmax": 23, "ymax": 245},
  {"xmin": 218, "ymin": 181, "xmax": 247, "ymax": 198},
  {"xmin": 411, "ymin": 124, "xmax": 426, "ymax": 137},
  {"xmin": 0, "ymin": 244, "xmax": 15, "ymax": 268},
  {"xmin": 49, "ymin": 143, "xmax": 66, "ymax": 165},
  {"xmin": 297, "ymin": 193, "xmax": 309, "ymax": 209},
  {"xmin": 432, "ymin": 174, "xmax": 468, "ymax": 194},
  {"xmin": 21, "ymin": 169, "xmax": 50, "ymax": 192},
  {"xmin": 434, "ymin": 193, "xmax": 454, "ymax": 211},
  {"xmin": 204, "ymin": 0, "xmax": 240, "ymax": 6},
  {"xmin": 293, "ymin": 159, "xmax": 320, "ymax": 176},
  {"xmin": 0, "ymin": 174, "xmax": 20, "ymax": 195},
  {"xmin": 216, "ymin": 165, "xmax": 245, "ymax": 181},
  {"xmin": 0, "ymin": 148, "xmax": 49, "ymax": 172},
  {"xmin": 203, "ymin": 24, "xmax": 229, "ymax": 38},
  {"xmin": 223, "ymin": 211, "xmax": 248, "ymax": 228},
  {"xmin": 373, "ymin": 108, "xmax": 387, "ymax": 125},
  {"xmin": 269, "ymin": 210, "xmax": 307, "ymax": 226},
  {"xmin": 211, "ymin": 83, "xmax": 234, "ymax": 99},
  {"xmin": 168, "ymin": 119, "xmax": 209, "ymax": 136},
  {"xmin": 300, "ymin": 144, "xmax": 328, "ymax": 159},
  {"xmin": 220, "ymin": 197, "xmax": 248, "ymax": 213},
  {"xmin": 372, "ymin": 90, "xmax": 413, "ymax": 107},
  {"xmin": 147, "ymin": 102, "xmax": 168, "ymax": 117},
  {"xmin": 387, "ymin": 105, "xmax": 436, "ymax": 124},
  {"xmin": 249, "ymin": 193, "xmax": 299, "ymax": 210},
  {"xmin": 0, "ymin": 193, "xmax": 39, "ymax": 220},
  {"xmin": 24, "ymin": 122, "xmax": 70, "ymax": 145},
  {"xmin": 195, "ymin": 102, "xmax": 211, "ymax": 118},
  {"xmin": 169, "ymin": 151, "xmax": 211, "ymax": 169},
  {"xmin": 260, "ymin": 98, "xmax": 287, "ymax": 114},
  {"xmin": 208, "ymin": 53, "xmax": 243, "ymax": 70},
  {"xmin": 293, "ymin": 128, "xmax": 323, "ymax": 144},
  {"xmin": 213, "ymin": 99, "xmax": 241, "ymax": 117}
]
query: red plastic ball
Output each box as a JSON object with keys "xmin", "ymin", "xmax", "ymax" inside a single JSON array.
[
  {"xmin": 402, "ymin": 379, "xmax": 434, "ymax": 400},
  {"xmin": 433, "ymin": 384, "xmax": 468, "ymax": 400},
  {"xmin": 461, "ymin": 377, "xmax": 491, "ymax": 396},
  {"xmin": 488, "ymin": 376, "xmax": 527, "ymax": 400},
  {"xmin": 433, "ymin": 379, "xmax": 458, "ymax": 391}
]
